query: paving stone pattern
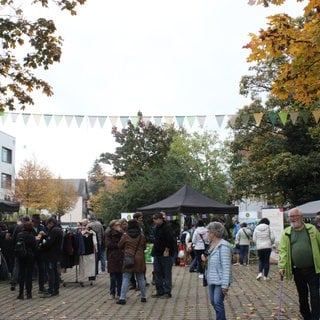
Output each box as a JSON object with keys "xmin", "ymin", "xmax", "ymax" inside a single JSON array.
[{"xmin": 0, "ymin": 263, "xmax": 302, "ymax": 320}]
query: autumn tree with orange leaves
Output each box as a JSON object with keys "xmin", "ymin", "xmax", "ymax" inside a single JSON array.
[
  {"xmin": 15, "ymin": 159, "xmax": 54, "ymax": 214},
  {"xmin": 246, "ymin": 0, "xmax": 320, "ymax": 107}
]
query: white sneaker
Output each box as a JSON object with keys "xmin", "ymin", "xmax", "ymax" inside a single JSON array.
[
  {"xmin": 256, "ymin": 273, "xmax": 262, "ymax": 280},
  {"xmin": 233, "ymin": 263, "xmax": 240, "ymax": 266},
  {"xmin": 264, "ymin": 276, "xmax": 270, "ymax": 281},
  {"xmin": 198, "ymin": 274, "xmax": 204, "ymax": 279}
]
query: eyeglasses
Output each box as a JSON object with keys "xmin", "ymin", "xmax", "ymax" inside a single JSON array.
[{"xmin": 289, "ymin": 215, "xmax": 302, "ymax": 219}]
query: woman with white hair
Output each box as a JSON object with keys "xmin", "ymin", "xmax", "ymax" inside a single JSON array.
[{"xmin": 201, "ymin": 222, "xmax": 233, "ymax": 320}]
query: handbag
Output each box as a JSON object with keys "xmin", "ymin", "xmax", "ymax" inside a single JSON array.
[
  {"xmin": 123, "ymin": 235, "xmax": 141, "ymax": 268},
  {"xmin": 200, "ymin": 234, "xmax": 210, "ymax": 255}
]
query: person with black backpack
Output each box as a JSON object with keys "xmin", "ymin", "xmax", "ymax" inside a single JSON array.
[{"xmin": 15, "ymin": 221, "xmax": 37, "ymax": 299}]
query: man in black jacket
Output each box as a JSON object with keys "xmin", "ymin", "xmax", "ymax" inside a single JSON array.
[
  {"xmin": 39, "ymin": 217, "xmax": 63, "ymax": 298},
  {"xmin": 151, "ymin": 212, "xmax": 176, "ymax": 299}
]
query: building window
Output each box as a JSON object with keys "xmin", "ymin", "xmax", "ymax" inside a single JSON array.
[
  {"xmin": 1, "ymin": 173, "xmax": 12, "ymax": 189},
  {"xmin": 2, "ymin": 147, "xmax": 12, "ymax": 164}
]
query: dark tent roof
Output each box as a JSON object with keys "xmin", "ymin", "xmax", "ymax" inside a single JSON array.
[
  {"xmin": 137, "ymin": 184, "xmax": 238, "ymax": 215},
  {"xmin": 0, "ymin": 200, "xmax": 20, "ymax": 213}
]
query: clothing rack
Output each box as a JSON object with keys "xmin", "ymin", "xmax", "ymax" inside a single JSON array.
[
  {"xmin": 62, "ymin": 265, "xmax": 84, "ymax": 287},
  {"xmin": 61, "ymin": 228, "xmax": 84, "ymax": 287}
]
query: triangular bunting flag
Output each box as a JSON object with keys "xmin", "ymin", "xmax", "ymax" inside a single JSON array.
[
  {"xmin": 241, "ymin": 114, "xmax": 250, "ymax": 126},
  {"xmin": 130, "ymin": 116, "xmax": 139, "ymax": 127},
  {"xmin": 120, "ymin": 116, "xmax": 129, "ymax": 128},
  {"xmin": 215, "ymin": 115, "xmax": 225, "ymax": 128},
  {"xmin": 54, "ymin": 115, "xmax": 63, "ymax": 127},
  {"xmin": 253, "ymin": 113, "xmax": 263, "ymax": 126},
  {"xmin": 11, "ymin": 113, "xmax": 19, "ymax": 123},
  {"xmin": 142, "ymin": 116, "xmax": 151, "ymax": 127},
  {"xmin": 312, "ymin": 110, "xmax": 320, "ymax": 123},
  {"xmin": 109, "ymin": 116, "xmax": 118, "ymax": 127},
  {"xmin": 278, "ymin": 111, "xmax": 288, "ymax": 125},
  {"xmin": 22, "ymin": 113, "xmax": 31, "ymax": 125},
  {"xmin": 197, "ymin": 116, "xmax": 206, "ymax": 128},
  {"xmin": 88, "ymin": 116, "xmax": 97, "ymax": 128},
  {"xmin": 228, "ymin": 114, "xmax": 237, "ymax": 128},
  {"xmin": 268, "ymin": 112, "xmax": 278, "ymax": 125},
  {"xmin": 153, "ymin": 116, "xmax": 162, "ymax": 126},
  {"xmin": 65, "ymin": 115, "xmax": 73, "ymax": 127},
  {"xmin": 300, "ymin": 111, "xmax": 309, "ymax": 124},
  {"xmin": 175, "ymin": 116, "xmax": 185, "ymax": 128},
  {"xmin": 74, "ymin": 115, "xmax": 84, "ymax": 128},
  {"xmin": 186, "ymin": 116, "xmax": 195, "ymax": 128},
  {"xmin": 33, "ymin": 114, "xmax": 42, "ymax": 126},
  {"xmin": 44, "ymin": 114, "xmax": 52, "ymax": 127},
  {"xmin": 98, "ymin": 116, "xmax": 107, "ymax": 128},
  {"xmin": 1, "ymin": 112, "xmax": 8, "ymax": 125},
  {"xmin": 289, "ymin": 112, "xmax": 299, "ymax": 125},
  {"xmin": 164, "ymin": 116, "xmax": 173, "ymax": 125}
]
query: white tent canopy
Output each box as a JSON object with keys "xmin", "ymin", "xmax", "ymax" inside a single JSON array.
[{"xmin": 285, "ymin": 200, "xmax": 320, "ymax": 217}]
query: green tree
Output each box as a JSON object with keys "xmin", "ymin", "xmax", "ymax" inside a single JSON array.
[
  {"xmin": 228, "ymin": 92, "xmax": 320, "ymax": 207},
  {"xmin": 100, "ymin": 111, "xmax": 178, "ymax": 181},
  {"xmin": 0, "ymin": 0, "xmax": 86, "ymax": 111},
  {"xmin": 87, "ymin": 160, "xmax": 106, "ymax": 196},
  {"xmin": 96, "ymin": 117, "xmax": 231, "ymax": 223},
  {"xmin": 168, "ymin": 131, "xmax": 229, "ymax": 203}
]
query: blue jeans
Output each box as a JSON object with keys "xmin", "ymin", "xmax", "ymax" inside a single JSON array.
[
  {"xmin": 239, "ymin": 245, "xmax": 249, "ymax": 265},
  {"xmin": 153, "ymin": 256, "xmax": 173, "ymax": 295},
  {"xmin": 95, "ymin": 244, "xmax": 106, "ymax": 274},
  {"xmin": 257, "ymin": 248, "xmax": 271, "ymax": 277},
  {"xmin": 293, "ymin": 267, "xmax": 320, "ymax": 320},
  {"xmin": 119, "ymin": 272, "xmax": 146, "ymax": 300},
  {"xmin": 208, "ymin": 284, "xmax": 226, "ymax": 320},
  {"xmin": 189, "ymin": 256, "xmax": 198, "ymax": 272},
  {"xmin": 47, "ymin": 261, "xmax": 59, "ymax": 295}
]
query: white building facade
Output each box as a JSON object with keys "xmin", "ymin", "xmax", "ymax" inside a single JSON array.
[{"xmin": 0, "ymin": 131, "xmax": 15, "ymax": 200}]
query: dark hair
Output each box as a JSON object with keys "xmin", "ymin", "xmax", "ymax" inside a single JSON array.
[
  {"xmin": 127, "ymin": 219, "xmax": 140, "ymax": 230},
  {"xmin": 197, "ymin": 220, "xmax": 205, "ymax": 227},
  {"xmin": 259, "ymin": 218, "xmax": 270, "ymax": 225},
  {"xmin": 153, "ymin": 213, "xmax": 164, "ymax": 220},
  {"xmin": 46, "ymin": 217, "xmax": 57, "ymax": 226},
  {"xmin": 23, "ymin": 221, "xmax": 33, "ymax": 232},
  {"xmin": 241, "ymin": 222, "xmax": 247, "ymax": 227},
  {"xmin": 133, "ymin": 212, "xmax": 143, "ymax": 219}
]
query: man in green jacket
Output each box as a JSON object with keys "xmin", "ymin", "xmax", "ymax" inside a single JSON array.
[{"xmin": 278, "ymin": 207, "xmax": 320, "ymax": 320}]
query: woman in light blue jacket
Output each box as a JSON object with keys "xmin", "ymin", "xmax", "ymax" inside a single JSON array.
[{"xmin": 202, "ymin": 222, "xmax": 233, "ymax": 320}]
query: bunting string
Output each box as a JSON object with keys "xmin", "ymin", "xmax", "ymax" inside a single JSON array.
[{"xmin": 0, "ymin": 111, "xmax": 319, "ymax": 130}]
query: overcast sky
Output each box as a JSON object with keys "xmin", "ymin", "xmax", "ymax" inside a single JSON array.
[{"xmin": 1, "ymin": 0, "xmax": 306, "ymax": 179}]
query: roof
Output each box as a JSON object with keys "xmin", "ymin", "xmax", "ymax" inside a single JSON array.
[
  {"xmin": 59, "ymin": 179, "xmax": 89, "ymax": 200},
  {"xmin": 137, "ymin": 184, "xmax": 238, "ymax": 215}
]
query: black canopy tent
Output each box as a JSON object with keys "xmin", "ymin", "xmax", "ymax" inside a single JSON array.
[
  {"xmin": 0, "ymin": 200, "xmax": 20, "ymax": 213},
  {"xmin": 137, "ymin": 184, "xmax": 238, "ymax": 215}
]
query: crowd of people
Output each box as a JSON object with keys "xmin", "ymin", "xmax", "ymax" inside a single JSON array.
[{"xmin": 0, "ymin": 208, "xmax": 319, "ymax": 320}]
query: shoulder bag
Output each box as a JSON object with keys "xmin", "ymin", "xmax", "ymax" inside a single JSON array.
[{"xmin": 124, "ymin": 235, "xmax": 141, "ymax": 268}]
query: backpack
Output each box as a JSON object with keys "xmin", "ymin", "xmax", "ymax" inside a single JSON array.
[{"xmin": 14, "ymin": 234, "xmax": 27, "ymax": 258}]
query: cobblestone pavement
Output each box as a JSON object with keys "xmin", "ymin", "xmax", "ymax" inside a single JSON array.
[{"xmin": 0, "ymin": 262, "xmax": 302, "ymax": 320}]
